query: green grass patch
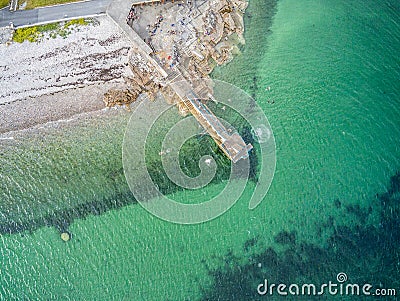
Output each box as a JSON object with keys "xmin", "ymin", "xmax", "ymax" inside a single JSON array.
[
  {"xmin": 12, "ymin": 26, "xmax": 41, "ymax": 43},
  {"xmin": 24, "ymin": 0, "xmax": 82, "ymax": 10},
  {"xmin": 12, "ymin": 18, "xmax": 90, "ymax": 43},
  {"xmin": 0, "ymin": 0, "xmax": 9, "ymax": 9}
]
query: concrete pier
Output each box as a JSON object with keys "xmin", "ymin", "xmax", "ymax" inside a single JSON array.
[{"xmin": 106, "ymin": 0, "xmax": 252, "ymax": 162}]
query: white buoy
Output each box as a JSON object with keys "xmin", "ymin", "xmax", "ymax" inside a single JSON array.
[{"xmin": 61, "ymin": 232, "xmax": 70, "ymax": 242}]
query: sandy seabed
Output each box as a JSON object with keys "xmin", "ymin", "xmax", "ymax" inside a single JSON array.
[{"xmin": 0, "ymin": 16, "xmax": 133, "ymax": 134}]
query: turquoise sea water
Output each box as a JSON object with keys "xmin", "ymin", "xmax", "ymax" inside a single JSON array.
[{"xmin": 1, "ymin": 0, "xmax": 400, "ymax": 300}]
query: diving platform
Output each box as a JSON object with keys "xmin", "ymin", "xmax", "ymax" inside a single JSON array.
[
  {"xmin": 170, "ymin": 79, "xmax": 253, "ymax": 162},
  {"xmin": 184, "ymin": 92, "xmax": 253, "ymax": 163}
]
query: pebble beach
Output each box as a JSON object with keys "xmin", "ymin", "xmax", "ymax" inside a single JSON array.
[{"xmin": 0, "ymin": 16, "xmax": 132, "ymax": 134}]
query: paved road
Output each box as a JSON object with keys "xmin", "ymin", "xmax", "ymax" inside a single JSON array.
[{"xmin": 0, "ymin": 0, "xmax": 112, "ymax": 28}]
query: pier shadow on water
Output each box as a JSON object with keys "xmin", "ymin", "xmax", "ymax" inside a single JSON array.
[{"xmin": 0, "ymin": 125, "xmax": 259, "ymax": 236}]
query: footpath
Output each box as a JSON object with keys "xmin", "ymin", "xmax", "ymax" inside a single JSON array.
[{"xmin": 0, "ymin": 0, "xmax": 112, "ymax": 28}]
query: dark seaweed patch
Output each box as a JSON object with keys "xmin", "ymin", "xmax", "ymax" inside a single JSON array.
[
  {"xmin": 199, "ymin": 172, "xmax": 400, "ymax": 300},
  {"xmin": 334, "ymin": 199, "xmax": 342, "ymax": 208},
  {"xmin": 274, "ymin": 230, "xmax": 296, "ymax": 246},
  {"xmin": 244, "ymin": 237, "xmax": 258, "ymax": 253}
]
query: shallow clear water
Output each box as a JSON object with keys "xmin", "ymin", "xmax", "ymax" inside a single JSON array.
[{"xmin": 1, "ymin": 0, "xmax": 399, "ymax": 299}]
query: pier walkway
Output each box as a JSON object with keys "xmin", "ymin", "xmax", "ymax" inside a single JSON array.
[
  {"xmin": 184, "ymin": 93, "xmax": 253, "ymax": 162},
  {"xmin": 170, "ymin": 77, "xmax": 253, "ymax": 162}
]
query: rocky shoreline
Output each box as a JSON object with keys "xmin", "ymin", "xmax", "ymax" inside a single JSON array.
[
  {"xmin": 1, "ymin": 0, "xmax": 249, "ymax": 134},
  {"xmin": 104, "ymin": 0, "xmax": 249, "ymax": 108}
]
